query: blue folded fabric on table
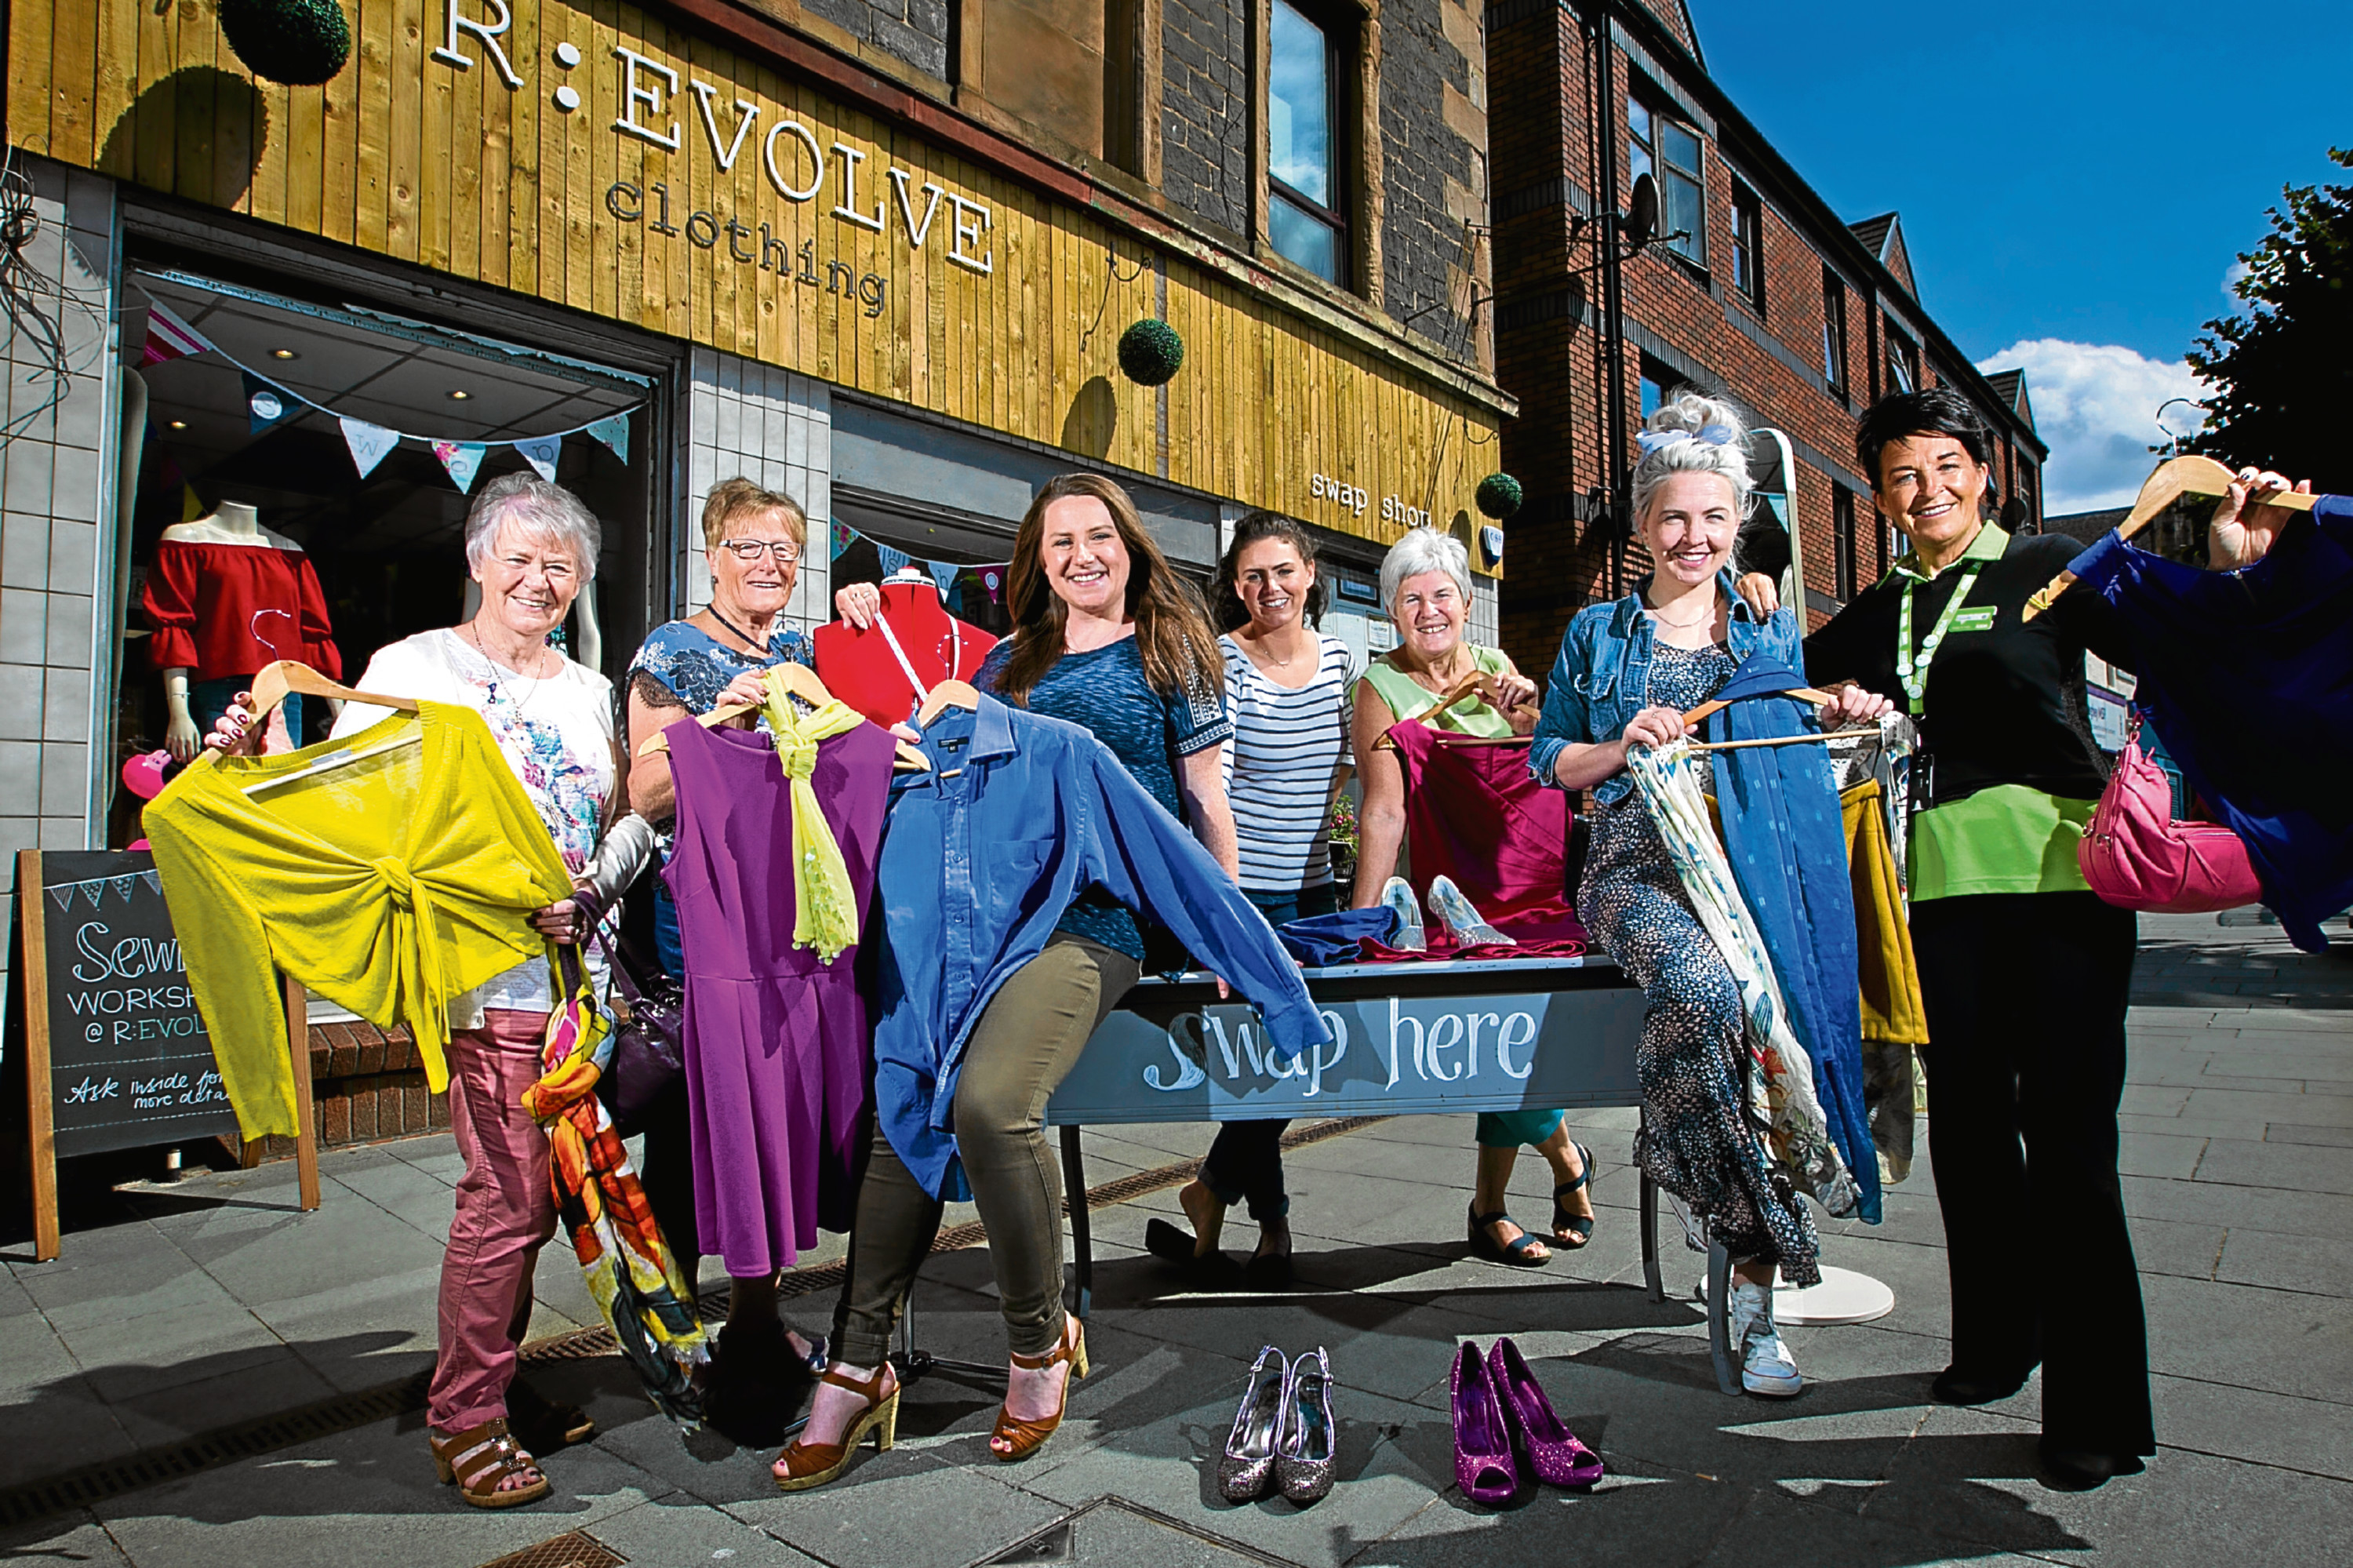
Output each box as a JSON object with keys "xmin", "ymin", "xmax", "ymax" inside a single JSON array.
[
  {"xmin": 2065, "ymin": 496, "xmax": 2353, "ymax": 953},
  {"xmin": 1705, "ymin": 648, "xmax": 1881, "ymax": 1223},
  {"xmin": 1276, "ymin": 904, "xmax": 1398, "ymax": 966}
]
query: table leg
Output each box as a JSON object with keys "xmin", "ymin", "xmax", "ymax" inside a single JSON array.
[{"xmin": 1060, "ymin": 1124, "xmax": 1092, "ymax": 1321}]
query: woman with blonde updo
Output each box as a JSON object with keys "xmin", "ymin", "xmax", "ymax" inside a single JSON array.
[{"xmin": 1529, "ymin": 391, "xmax": 1886, "ymax": 1398}]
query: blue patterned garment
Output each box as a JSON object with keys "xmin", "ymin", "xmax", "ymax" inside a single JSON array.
[
  {"xmin": 626, "ymin": 617, "xmax": 811, "ymax": 715},
  {"xmin": 976, "ymin": 635, "xmax": 1231, "ymax": 960},
  {"xmin": 1704, "ymin": 646, "xmax": 1879, "ymax": 1223}
]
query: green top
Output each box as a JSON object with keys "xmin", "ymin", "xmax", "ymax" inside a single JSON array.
[
  {"xmin": 1356, "ymin": 645, "xmax": 1515, "ymax": 737},
  {"xmin": 1889, "ymin": 521, "xmax": 2093, "ymax": 900}
]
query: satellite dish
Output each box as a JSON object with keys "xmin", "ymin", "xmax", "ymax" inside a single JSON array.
[{"xmin": 1624, "ymin": 173, "xmax": 1659, "ymax": 249}]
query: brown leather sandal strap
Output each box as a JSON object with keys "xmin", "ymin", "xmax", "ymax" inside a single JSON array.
[
  {"xmin": 442, "ymin": 1421, "xmax": 539, "ymax": 1493},
  {"xmin": 819, "ymin": 1363, "xmax": 891, "ymax": 1400}
]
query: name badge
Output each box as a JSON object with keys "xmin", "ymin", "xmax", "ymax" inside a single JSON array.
[{"xmin": 1950, "ymin": 606, "xmax": 1998, "ymax": 635}]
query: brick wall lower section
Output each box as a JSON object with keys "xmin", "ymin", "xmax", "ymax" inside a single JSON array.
[
  {"xmin": 1161, "ymin": 0, "xmax": 1250, "ymax": 235},
  {"xmin": 242, "ymin": 1020, "xmax": 451, "ymax": 1161},
  {"xmin": 1380, "ymin": 0, "xmax": 1478, "ymax": 344}
]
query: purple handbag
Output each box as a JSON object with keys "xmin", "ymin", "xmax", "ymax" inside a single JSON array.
[{"xmin": 573, "ymin": 887, "xmax": 686, "ymax": 1137}]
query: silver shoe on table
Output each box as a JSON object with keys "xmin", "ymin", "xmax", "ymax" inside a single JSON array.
[
  {"xmin": 1217, "ymin": 1346, "xmax": 1290, "ymax": 1501},
  {"xmin": 1276, "ymin": 1347, "xmax": 1337, "ymax": 1504},
  {"xmin": 1379, "ymin": 876, "xmax": 1426, "ymax": 951},
  {"xmin": 1427, "ymin": 875, "xmax": 1515, "ymax": 947}
]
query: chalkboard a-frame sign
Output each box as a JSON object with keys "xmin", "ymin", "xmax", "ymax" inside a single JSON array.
[{"xmin": 8, "ymin": 849, "xmax": 319, "ymax": 1259}]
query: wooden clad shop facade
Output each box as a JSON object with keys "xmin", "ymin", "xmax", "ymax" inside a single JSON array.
[
  {"xmin": 4, "ymin": 1, "xmax": 1511, "ymax": 1151},
  {"xmin": 8, "ymin": 0, "xmax": 1506, "ymax": 544}
]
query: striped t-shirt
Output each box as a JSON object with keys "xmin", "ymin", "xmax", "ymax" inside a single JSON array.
[{"xmin": 1221, "ymin": 632, "xmax": 1357, "ymax": 893}]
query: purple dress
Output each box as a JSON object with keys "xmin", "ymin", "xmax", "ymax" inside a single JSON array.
[{"xmin": 662, "ymin": 718, "xmax": 895, "ymax": 1277}]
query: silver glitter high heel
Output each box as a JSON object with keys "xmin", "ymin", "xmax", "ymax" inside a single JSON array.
[
  {"xmin": 1218, "ymin": 1346, "xmax": 1290, "ymax": 1502},
  {"xmin": 1378, "ymin": 876, "xmax": 1427, "ymax": 951},
  {"xmin": 1427, "ymin": 875, "xmax": 1515, "ymax": 947},
  {"xmin": 1276, "ymin": 1347, "xmax": 1337, "ymax": 1504}
]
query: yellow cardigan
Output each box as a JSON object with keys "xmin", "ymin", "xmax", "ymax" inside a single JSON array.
[{"xmin": 145, "ymin": 702, "xmax": 574, "ymax": 1140}]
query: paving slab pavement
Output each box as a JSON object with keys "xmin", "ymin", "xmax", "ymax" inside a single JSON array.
[{"xmin": 2, "ymin": 911, "xmax": 2350, "ymax": 1565}]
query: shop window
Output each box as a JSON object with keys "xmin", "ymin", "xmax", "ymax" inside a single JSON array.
[
  {"xmin": 1628, "ymin": 93, "xmax": 1704, "ymax": 267},
  {"xmin": 1730, "ymin": 181, "xmax": 1765, "ymax": 313},
  {"xmin": 1820, "ymin": 267, "xmax": 1848, "ymax": 391},
  {"xmin": 1886, "ymin": 325, "xmax": 1920, "ymax": 395},
  {"xmin": 118, "ymin": 268, "xmax": 649, "ymax": 832},
  {"xmin": 1267, "ymin": 0, "xmax": 1350, "ymax": 286},
  {"xmin": 1833, "ymin": 486, "xmax": 1858, "ymax": 601}
]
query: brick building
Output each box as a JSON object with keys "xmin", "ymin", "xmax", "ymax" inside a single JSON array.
[{"xmin": 1484, "ymin": 0, "xmax": 2047, "ymax": 675}]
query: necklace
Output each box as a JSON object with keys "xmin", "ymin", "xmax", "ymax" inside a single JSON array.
[
  {"xmin": 1642, "ymin": 591, "xmax": 1717, "ymax": 629},
  {"xmin": 463, "ymin": 624, "xmax": 552, "ymax": 713},
  {"xmin": 705, "ymin": 605, "xmax": 775, "ymax": 655}
]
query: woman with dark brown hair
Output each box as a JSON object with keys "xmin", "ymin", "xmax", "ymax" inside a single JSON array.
[{"xmin": 777, "ymin": 473, "xmax": 1238, "ymax": 1487}]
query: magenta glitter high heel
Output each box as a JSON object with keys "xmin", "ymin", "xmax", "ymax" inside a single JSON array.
[
  {"xmin": 1487, "ymin": 1337, "xmax": 1603, "ymax": 1489},
  {"xmin": 1449, "ymin": 1341, "xmax": 1520, "ymax": 1507}
]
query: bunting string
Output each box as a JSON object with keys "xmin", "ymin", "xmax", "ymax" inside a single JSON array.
[
  {"xmin": 129, "ymin": 280, "xmax": 641, "ymax": 491},
  {"xmin": 826, "ymin": 517, "xmax": 1012, "ymax": 610}
]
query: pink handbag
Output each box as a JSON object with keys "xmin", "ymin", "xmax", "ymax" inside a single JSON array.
[{"xmin": 2078, "ymin": 719, "xmax": 2263, "ymax": 913}]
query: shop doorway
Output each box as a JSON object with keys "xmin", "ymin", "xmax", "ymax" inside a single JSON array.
[{"xmin": 114, "ymin": 268, "xmax": 652, "ymax": 839}]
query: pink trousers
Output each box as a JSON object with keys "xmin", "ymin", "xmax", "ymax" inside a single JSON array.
[{"xmin": 427, "ymin": 1008, "xmax": 558, "ymax": 1433}]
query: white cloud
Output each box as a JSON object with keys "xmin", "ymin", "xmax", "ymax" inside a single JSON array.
[
  {"xmin": 1975, "ymin": 339, "xmax": 2209, "ymax": 515},
  {"xmin": 2223, "ymin": 257, "xmax": 2252, "ymax": 304}
]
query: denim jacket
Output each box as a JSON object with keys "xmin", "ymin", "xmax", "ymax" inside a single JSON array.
[
  {"xmin": 875, "ymin": 694, "xmax": 1329, "ymax": 1199},
  {"xmin": 1528, "ymin": 569, "xmax": 1801, "ymax": 806}
]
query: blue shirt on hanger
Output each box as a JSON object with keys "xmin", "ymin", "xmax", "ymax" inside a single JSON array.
[{"xmin": 873, "ymin": 694, "xmax": 1329, "ymax": 1198}]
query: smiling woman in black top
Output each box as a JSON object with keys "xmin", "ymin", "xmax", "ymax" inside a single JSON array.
[{"xmin": 1747, "ymin": 387, "xmax": 2300, "ymax": 1489}]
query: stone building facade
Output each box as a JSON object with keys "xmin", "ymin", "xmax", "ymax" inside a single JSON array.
[{"xmin": 1485, "ymin": 0, "xmax": 2046, "ymax": 674}]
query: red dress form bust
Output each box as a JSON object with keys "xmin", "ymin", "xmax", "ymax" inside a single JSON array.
[{"xmin": 811, "ymin": 569, "xmax": 998, "ymax": 726}]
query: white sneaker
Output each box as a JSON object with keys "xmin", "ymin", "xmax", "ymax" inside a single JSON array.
[{"xmin": 1727, "ymin": 1282, "xmax": 1802, "ymax": 1397}]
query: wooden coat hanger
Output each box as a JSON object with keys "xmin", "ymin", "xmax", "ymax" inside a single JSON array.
[
  {"xmin": 249, "ymin": 659, "xmax": 418, "ymax": 718},
  {"xmin": 915, "ymin": 678, "xmax": 981, "ymax": 729},
  {"xmin": 1679, "ymin": 685, "xmax": 1834, "ymax": 729},
  {"xmin": 634, "ymin": 664, "xmax": 931, "ymax": 771},
  {"xmin": 1372, "ymin": 673, "xmax": 1493, "ymax": 752},
  {"xmin": 2022, "ymin": 454, "xmax": 2318, "ymax": 621}
]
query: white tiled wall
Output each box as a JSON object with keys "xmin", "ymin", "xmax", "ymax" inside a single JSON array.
[
  {"xmin": 0, "ymin": 158, "xmax": 119, "ymax": 1013},
  {"xmin": 1468, "ymin": 576, "xmax": 1500, "ymax": 649},
  {"xmin": 681, "ymin": 349, "xmax": 832, "ymax": 634}
]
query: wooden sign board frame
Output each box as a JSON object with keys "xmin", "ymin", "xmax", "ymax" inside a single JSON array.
[{"xmin": 13, "ymin": 849, "xmax": 318, "ymax": 1261}]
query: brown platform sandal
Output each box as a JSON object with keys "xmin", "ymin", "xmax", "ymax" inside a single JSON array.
[
  {"xmin": 772, "ymin": 1363, "xmax": 899, "ymax": 1492},
  {"xmin": 989, "ymin": 1317, "xmax": 1089, "ymax": 1463},
  {"xmin": 430, "ymin": 1417, "xmax": 551, "ymax": 1508}
]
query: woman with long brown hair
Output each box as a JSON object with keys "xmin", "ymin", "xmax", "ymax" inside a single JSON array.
[{"xmin": 777, "ymin": 473, "xmax": 1238, "ymax": 1487}]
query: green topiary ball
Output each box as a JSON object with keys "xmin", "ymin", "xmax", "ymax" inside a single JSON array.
[
  {"xmin": 219, "ymin": 0, "xmax": 354, "ymax": 88},
  {"xmin": 1118, "ymin": 318, "xmax": 1185, "ymax": 386},
  {"xmin": 1475, "ymin": 472, "xmax": 1525, "ymax": 519}
]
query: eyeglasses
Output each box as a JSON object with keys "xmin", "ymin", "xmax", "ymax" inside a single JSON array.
[{"xmin": 718, "ymin": 539, "xmax": 801, "ymax": 563}]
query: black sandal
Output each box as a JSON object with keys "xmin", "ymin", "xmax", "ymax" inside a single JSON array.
[
  {"xmin": 1467, "ymin": 1203, "xmax": 1551, "ymax": 1268},
  {"xmin": 1551, "ymin": 1141, "xmax": 1597, "ymax": 1250}
]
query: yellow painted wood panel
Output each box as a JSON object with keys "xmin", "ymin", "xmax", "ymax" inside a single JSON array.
[{"xmin": 16, "ymin": 0, "xmax": 1498, "ymax": 545}]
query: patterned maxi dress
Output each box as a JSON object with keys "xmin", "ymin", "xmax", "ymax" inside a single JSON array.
[{"xmin": 1575, "ymin": 642, "xmax": 1823, "ymax": 1283}]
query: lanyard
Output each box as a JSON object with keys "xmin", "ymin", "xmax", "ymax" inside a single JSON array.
[
  {"xmin": 1897, "ymin": 562, "xmax": 1985, "ymax": 715},
  {"xmin": 873, "ymin": 610, "xmax": 961, "ymax": 703}
]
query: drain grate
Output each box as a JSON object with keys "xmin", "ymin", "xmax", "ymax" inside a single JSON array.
[
  {"xmin": 477, "ymin": 1530, "xmax": 626, "ymax": 1568},
  {"xmin": 0, "ymin": 1118, "xmax": 1389, "ymax": 1532}
]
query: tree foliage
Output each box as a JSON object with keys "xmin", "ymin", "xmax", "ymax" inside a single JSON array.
[{"xmin": 2186, "ymin": 148, "xmax": 2353, "ymax": 495}]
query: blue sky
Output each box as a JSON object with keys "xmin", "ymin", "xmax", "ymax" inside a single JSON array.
[{"xmin": 1682, "ymin": 0, "xmax": 2351, "ymax": 508}]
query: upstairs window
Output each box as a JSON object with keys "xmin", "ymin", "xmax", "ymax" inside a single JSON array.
[
  {"xmin": 1886, "ymin": 325, "xmax": 1921, "ymax": 394},
  {"xmin": 1821, "ymin": 268, "xmax": 1848, "ymax": 390},
  {"xmin": 1730, "ymin": 182, "xmax": 1765, "ymax": 311},
  {"xmin": 1639, "ymin": 356, "xmax": 1672, "ymax": 420},
  {"xmin": 1268, "ymin": 1, "xmax": 1347, "ymax": 286},
  {"xmin": 1628, "ymin": 95, "xmax": 1704, "ymax": 266}
]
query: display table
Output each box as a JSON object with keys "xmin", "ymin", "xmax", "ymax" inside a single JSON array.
[{"xmin": 1041, "ymin": 953, "xmax": 1665, "ymax": 1314}]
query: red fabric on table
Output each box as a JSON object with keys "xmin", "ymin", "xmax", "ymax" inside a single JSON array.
[
  {"xmin": 1384, "ymin": 719, "xmax": 1586, "ymax": 955},
  {"xmin": 141, "ymin": 540, "xmax": 342, "ymax": 679}
]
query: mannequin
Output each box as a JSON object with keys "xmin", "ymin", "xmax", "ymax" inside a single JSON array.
[
  {"xmin": 811, "ymin": 566, "xmax": 995, "ymax": 726},
  {"xmin": 144, "ymin": 500, "xmax": 341, "ymax": 759}
]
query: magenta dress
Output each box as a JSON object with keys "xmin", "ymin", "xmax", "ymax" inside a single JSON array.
[{"xmin": 661, "ymin": 718, "xmax": 896, "ymax": 1277}]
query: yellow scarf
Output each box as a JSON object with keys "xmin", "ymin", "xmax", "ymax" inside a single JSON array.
[{"xmin": 758, "ymin": 672, "xmax": 871, "ymax": 962}]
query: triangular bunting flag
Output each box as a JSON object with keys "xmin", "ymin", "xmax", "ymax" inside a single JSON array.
[
  {"xmin": 980, "ymin": 567, "xmax": 1006, "ymax": 605},
  {"xmin": 928, "ymin": 559, "xmax": 962, "ymax": 591},
  {"xmin": 140, "ymin": 870, "xmax": 162, "ymax": 894},
  {"xmin": 830, "ymin": 521, "xmax": 855, "ymax": 559},
  {"xmin": 140, "ymin": 300, "xmax": 213, "ymax": 366},
  {"xmin": 180, "ymin": 484, "xmax": 205, "ymax": 522},
  {"xmin": 876, "ymin": 544, "xmax": 911, "ymax": 577},
  {"xmin": 434, "ymin": 441, "xmax": 489, "ymax": 493},
  {"xmin": 585, "ymin": 412, "xmax": 631, "ymax": 460},
  {"xmin": 244, "ymin": 372, "xmax": 301, "ymax": 436},
  {"xmin": 340, "ymin": 417, "xmax": 401, "ymax": 480},
  {"xmin": 514, "ymin": 435, "xmax": 563, "ymax": 482},
  {"xmin": 48, "ymin": 886, "xmax": 72, "ymax": 912},
  {"xmin": 82, "ymin": 882, "xmax": 103, "ymax": 909},
  {"xmin": 110, "ymin": 877, "xmax": 136, "ymax": 903}
]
